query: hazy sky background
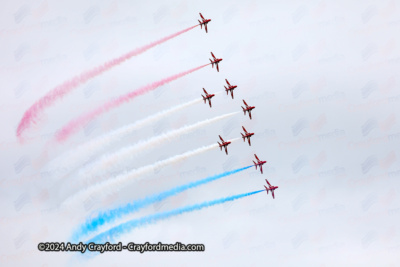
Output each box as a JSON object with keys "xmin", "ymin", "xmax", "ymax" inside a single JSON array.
[{"xmin": 1, "ymin": 0, "xmax": 399, "ymax": 266}]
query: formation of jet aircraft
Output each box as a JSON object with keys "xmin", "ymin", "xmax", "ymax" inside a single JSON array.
[{"xmin": 198, "ymin": 13, "xmax": 277, "ymax": 199}]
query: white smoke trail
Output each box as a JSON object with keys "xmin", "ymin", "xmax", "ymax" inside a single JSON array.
[
  {"xmin": 79, "ymin": 111, "xmax": 239, "ymax": 183},
  {"xmin": 44, "ymin": 98, "xmax": 203, "ymax": 177},
  {"xmin": 62, "ymin": 143, "xmax": 219, "ymax": 208}
]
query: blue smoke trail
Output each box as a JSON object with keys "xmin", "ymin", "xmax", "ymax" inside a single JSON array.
[
  {"xmin": 72, "ymin": 165, "xmax": 253, "ymax": 241},
  {"xmin": 88, "ymin": 189, "xmax": 264, "ymax": 244}
]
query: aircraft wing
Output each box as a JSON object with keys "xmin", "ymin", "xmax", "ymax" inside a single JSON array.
[
  {"xmin": 254, "ymin": 154, "xmax": 260, "ymax": 161},
  {"xmin": 211, "ymin": 52, "xmax": 216, "ymax": 59},
  {"xmin": 248, "ymin": 138, "xmax": 251, "ymax": 146},
  {"xmin": 243, "ymin": 100, "xmax": 248, "ymax": 106},
  {"xmin": 209, "ymin": 99, "xmax": 212, "ymax": 107},
  {"xmin": 272, "ymin": 191, "xmax": 275, "ymax": 199},
  {"xmin": 200, "ymin": 13, "xmax": 205, "ymax": 20},
  {"xmin": 205, "ymin": 24, "xmax": 208, "ymax": 33},
  {"xmin": 265, "ymin": 179, "xmax": 271, "ymax": 187},
  {"xmin": 226, "ymin": 79, "xmax": 231, "ymax": 86},
  {"xmin": 249, "ymin": 111, "xmax": 252, "ymax": 119},
  {"xmin": 231, "ymin": 90, "xmax": 234, "ymax": 99},
  {"xmin": 216, "ymin": 64, "xmax": 219, "ymax": 72},
  {"xmin": 260, "ymin": 165, "xmax": 263, "ymax": 174},
  {"xmin": 242, "ymin": 126, "xmax": 248, "ymax": 134},
  {"xmin": 225, "ymin": 146, "xmax": 228, "ymax": 155},
  {"xmin": 219, "ymin": 135, "xmax": 225, "ymax": 142},
  {"xmin": 203, "ymin": 88, "xmax": 208, "ymax": 94}
]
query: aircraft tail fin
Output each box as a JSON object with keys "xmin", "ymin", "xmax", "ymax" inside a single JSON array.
[
  {"xmin": 242, "ymin": 106, "xmax": 246, "ymax": 114},
  {"xmin": 202, "ymin": 95, "xmax": 206, "ymax": 103},
  {"xmin": 253, "ymin": 161, "xmax": 257, "ymax": 169},
  {"xmin": 199, "ymin": 20, "xmax": 202, "ymax": 28},
  {"xmin": 218, "ymin": 142, "xmax": 222, "ymax": 150},
  {"xmin": 241, "ymin": 133, "xmax": 245, "ymax": 141}
]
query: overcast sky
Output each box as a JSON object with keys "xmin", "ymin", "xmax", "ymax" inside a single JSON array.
[{"xmin": 1, "ymin": 0, "xmax": 399, "ymax": 266}]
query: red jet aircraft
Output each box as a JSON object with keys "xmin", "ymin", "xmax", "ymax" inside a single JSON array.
[
  {"xmin": 201, "ymin": 88, "xmax": 215, "ymax": 108},
  {"xmin": 241, "ymin": 100, "xmax": 255, "ymax": 119},
  {"xmin": 241, "ymin": 126, "xmax": 254, "ymax": 146},
  {"xmin": 217, "ymin": 135, "xmax": 231, "ymax": 155},
  {"xmin": 198, "ymin": 13, "xmax": 211, "ymax": 33},
  {"xmin": 253, "ymin": 154, "xmax": 267, "ymax": 174},
  {"xmin": 210, "ymin": 52, "xmax": 223, "ymax": 72},
  {"xmin": 224, "ymin": 79, "xmax": 237, "ymax": 99},
  {"xmin": 264, "ymin": 179, "xmax": 278, "ymax": 199}
]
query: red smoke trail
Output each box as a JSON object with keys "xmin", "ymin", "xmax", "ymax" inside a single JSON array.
[
  {"xmin": 55, "ymin": 64, "xmax": 209, "ymax": 142},
  {"xmin": 16, "ymin": 24, "xmax": 199, "ymax": 142}
]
